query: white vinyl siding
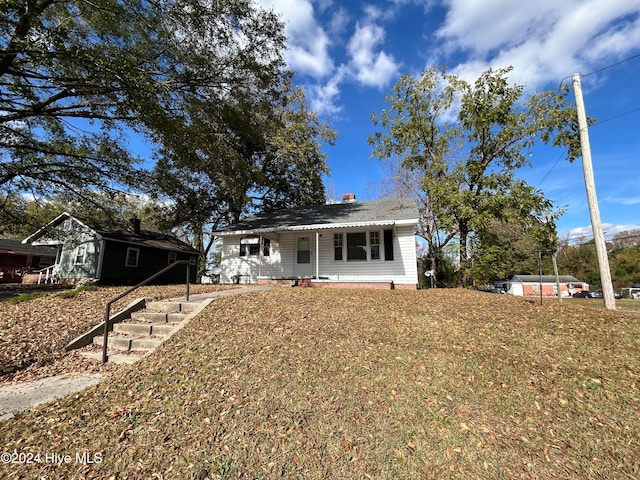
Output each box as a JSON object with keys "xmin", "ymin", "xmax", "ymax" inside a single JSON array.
[
  {"xmin": 75, "ymin": 245, "xmax": 87, "ymax": 265},
  {"xmin": 220, "ymin": 225, "xmax": 418, "ymax": 286},
  {"xmin": 220, "ymin": 235, "xmax": 284, "ymax": 283}
]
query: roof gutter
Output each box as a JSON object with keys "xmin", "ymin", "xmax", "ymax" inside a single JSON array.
[{"xmin": 213, "ymin": 218, "xmax": 419, "ymax": 237}]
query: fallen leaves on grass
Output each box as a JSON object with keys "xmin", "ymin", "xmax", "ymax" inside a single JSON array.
[
  {"xmin": 0, "ymin": 288, "xmax": 638, "ymax": 479},
  {"xmin": 0, "ymin": 284, "xmax": 236, "ymax": 383}
]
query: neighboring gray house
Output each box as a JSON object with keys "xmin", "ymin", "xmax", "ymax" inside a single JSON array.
[
  {"xmin": 22, "ymin": 213, "xmax": 199, "ymax": 285},
  {"xmin": 213, "ymin": 196, "xmax": 420, "ymax": 289}
]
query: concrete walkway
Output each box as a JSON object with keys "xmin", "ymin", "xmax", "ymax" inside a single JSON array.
[
  {"xmin": 0, "ymin": 285, "xmax": 272, "ymax": 421},
  {"xmin": 0, "ymin": 374, "xmax": 103, "ymax": 420}
]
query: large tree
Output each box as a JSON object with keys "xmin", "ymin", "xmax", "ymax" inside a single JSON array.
[
  {"xmin": 370, "ymin": 66, "xmax": 576, "ymax": 286},
  {"xmin": 153, "ymin": 82, "xmax": 335, "ymax": 276},
  {"xmin": 1, "ymin": 0, "xmax": 287, "ymax": 217}
]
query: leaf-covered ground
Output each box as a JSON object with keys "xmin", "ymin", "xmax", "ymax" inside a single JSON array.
[
  {"xmin": 0, "ymin": 284, "xmax": 236, "ymax": 384},
  {"xmin": 0, "ymin": 288, "xmax": 639, "ymax": 479}
]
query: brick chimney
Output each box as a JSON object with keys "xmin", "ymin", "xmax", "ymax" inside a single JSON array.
[
  {"xmin": 342, "ymin": 193, "xmax": 356, "ymax": 203},
  {"xmin": 129, "ymin": 217, "xmax": 141, "ymax": 234}
]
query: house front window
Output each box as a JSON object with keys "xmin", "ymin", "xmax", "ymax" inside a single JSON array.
[
  {"xmin": 262, "ymin": 238, "xmax": 271, "ymax": 256},
  {"xmin": 126, "ymin": 247, "xmax": 139, "ymax": 267},
  {"xmin": 333, "ymin": 229, "xmax": 394, "ymax": 262},
  {"xmin": 75, "ymin": 245, "xmax": 86, "ymax": 265},
  {"xmin": 334, "ymin": 233, "xmax": 343, "ymax": 261},
  {"xmin": 370, "ymin": 231, "xmax": 380, "ymax": 260},
  {"xmin": 168, "ymin": 252, "xmax": 177, "ymax": 264},
  {"xmin": 347, "ymin": 232, "xmax": 367, "ymax": 261}
]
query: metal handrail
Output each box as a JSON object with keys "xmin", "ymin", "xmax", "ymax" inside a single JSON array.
[{"xmin": 102, "ymin": 260, "xmax": 191, "ymax": 363}]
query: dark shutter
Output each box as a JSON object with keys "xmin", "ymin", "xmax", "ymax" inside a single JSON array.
[{"xmin": 384, "ymin": 229, "xmax": 394, "ymax": 261}]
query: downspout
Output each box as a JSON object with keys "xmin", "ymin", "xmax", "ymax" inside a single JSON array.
[{"xmin": 259, "ymin": 236, "xmax": 263, "ymax": 279}]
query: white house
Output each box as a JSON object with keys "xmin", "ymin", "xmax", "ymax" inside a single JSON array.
[
  {"xmin": 213, "ymin": 196, "xmax": 420, "ymax": 289},
  {"xmin": 500, "ymin": 274, "xmax": 589, "ymax": 297}
]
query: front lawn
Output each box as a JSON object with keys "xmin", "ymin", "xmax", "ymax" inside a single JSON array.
[{"xmin": 1, "ymin": 288, "xmax": 638, "ymax": 479}]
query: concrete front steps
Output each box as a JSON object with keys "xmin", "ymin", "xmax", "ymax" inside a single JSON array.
[
  {"xmin": 68, "ymin": 286, "xmax": 273, "ymax": 365},
  {"xmin": 72, "ymin": 298, "xmax": 213, "ymax": 364}
]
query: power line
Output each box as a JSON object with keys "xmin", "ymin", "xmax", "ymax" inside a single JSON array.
[
  {"xmin": 560, "ymin": 53, "xmax": 640, "ymax": 86},
  {"xmin": 535, "ymin": 151, "xmax": 566, "ymax": 188},
  {"xmin": 592, "ymin": 106, "xmax": 640, "ymax": 126},
  {"xmin": 582, "ymin": 53, "xmax": 640, "ymax": 78},
  {"xmin": 560, "ymin": 228, "xmax": 640, "ymax": 243}
]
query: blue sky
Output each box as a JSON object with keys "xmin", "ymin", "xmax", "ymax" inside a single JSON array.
[{"xmin": 258, "ymin": 0, "xmax": 640, "ymax": 242}]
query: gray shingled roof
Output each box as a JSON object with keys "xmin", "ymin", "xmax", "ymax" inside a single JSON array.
[
  {"xmin": 24, "ymin": 213, "xmax": 200, "ymax": 254},
  {"xmin": 0, "ymin": 239, "xmax": 56, "ymax": 257},
  {"xmin": 93, "ymin": 226, "xmax": 200, "ymax": 254},
  {"xmin": 215, "ymin": 197, "xmax": 419, "ymax": 235}
]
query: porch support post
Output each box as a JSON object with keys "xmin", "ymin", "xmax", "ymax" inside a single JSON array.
[
  {"xmin": 259, "ymin": 236, "xmax": 263, "ymax": 278},
  {"xmin": 315, "ymin": 232, "xmax": 319, "ymax": 279}
]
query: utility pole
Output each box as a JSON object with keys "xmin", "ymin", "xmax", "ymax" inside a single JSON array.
[
  {"xmin": 572, "ymin": 74, "xmax": 616, "ymax": 310},
  {"xmin": 538, "ymin": 250, "xmax": 543, "ymax": 305},
  {"xmin": 552, "ymin": 248, "xmax": 562, "ymax": 304}
]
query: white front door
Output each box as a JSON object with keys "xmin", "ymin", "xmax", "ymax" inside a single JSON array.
[{"xmin": 295, "ymin": 235, "xmax": 313, "ymax": 277}]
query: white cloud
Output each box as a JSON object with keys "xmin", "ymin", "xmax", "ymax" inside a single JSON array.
[
  {"xmin": 328, "ymin": 6, "xmax": 350, "ymax": 36},
  {"xmin": 605, "ymin": 195, "xmax": 640, "ymax": 206},
  {"xmin": 347, "ymin": 22, "xmax": 400, "ymax": 88},
  {"xmin": 437, "ymin": 0, "xmax": 640, "ymax": 89},
  {"xmin": 259, "ymin": 0, "xmax": 333, "ymax": 78},
  {"xmin": 562, "ymin": 223, "xmax": 640, "ymax": 243},
  {"xmin": 305, "ymin": 66, "xmax": 347, "ymax": 117}
]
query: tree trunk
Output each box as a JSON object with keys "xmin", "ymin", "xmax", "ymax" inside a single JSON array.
[{"xmin": 429, "ymin": 249, "xmax": 437, "ymax": 288}]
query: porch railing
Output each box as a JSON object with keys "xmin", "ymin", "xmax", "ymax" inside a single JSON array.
[
  {"xmin": 102, "ymin": 260, "xmax": 191, "ymax": 363},
  {"xmin": 36, "ymin": 265, "xmax": 58, "ymax": 285}
]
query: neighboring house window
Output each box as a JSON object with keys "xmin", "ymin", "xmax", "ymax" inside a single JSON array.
[
  {"xmin": 63, "ymin": 219, "xmax": 72, "ymax": 231},
  {"xmin": 384, "ymin": 229, "xmax": 394, "ymax": 261},
  {"xmin": 347, "ymin": 232, "xmax": 367, "ymax": 261},
  {"xmin": 240, "ymin": 237, "xmax": 260, "ymax": 256},
  {"xmin": 333, "ymin": 233, "xmax": 343, "ymax": 261},
  {"xmin": 168, "ymin": 252, "xmax": 177, "ymax": 264},
  {"xmin": 125, "ymin": 247, "xmax": 139, "ymax": 267},
  {"xmin": 75, "ymin": 245, "xmax": 86, "ymax": 265},
  {"xmin": 370, "ymin": 231, "xmax": 380, "ymax": 260},
  {"xmin": 262, "ymin": 238, "xmax": 271, "ymax": 256}
]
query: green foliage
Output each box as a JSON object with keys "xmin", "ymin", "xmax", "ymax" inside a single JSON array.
[
  {"xmin": 558, "ymin": 240, "xmax": 640, "ymax": 289},
  {"xmin": 557, "ymin": 241, "xmax": 600, "ymax": 288},
  {"xmin": 2, "ymin": 193, "xmax": 175, "ymax": 239},
  {"xmin": 152, "ymin": 81, "xmax": 335, "ymax": 275},
  {"xmin": 370, "ymin": 66, "xmax": 574, "ymax": 287},
  {"xmin": 472, "ymin": 209, "xmax": 560, "ymax": 284},
  {"xmin": 1, "ymin": 0, "xmax": 291, "ymax": 233},
  {"xmin": 8, "ymin": 292, "xmax": 47, "ymax": 304},
  {"xmin": 57, "ymin": 284, "xmax": 99, "ymax": 299}
]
